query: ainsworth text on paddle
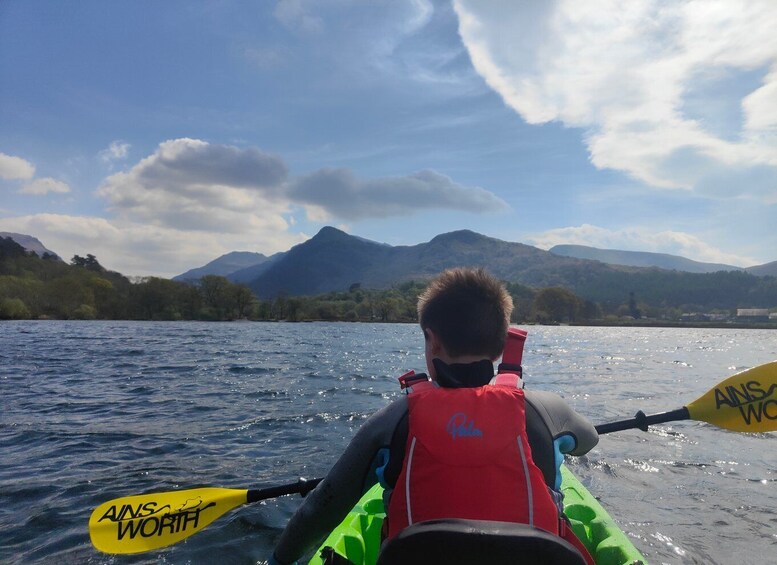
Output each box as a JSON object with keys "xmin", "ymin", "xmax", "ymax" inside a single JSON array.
[
  {"xmin": 714, "ymin": 380, "xmax": 777, "ymax": 425},
  {"xmin": 98, "ymin": 499, "xmax": 216, "ymax": 540}
]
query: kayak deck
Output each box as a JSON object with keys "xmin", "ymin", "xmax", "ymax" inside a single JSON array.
[
  {"xmin": 308, "ymin": 465, "xmax": 646, "ymax": 565},
  {"xmin": 558, "ymin": 466, "xmax": 646, "ymax": 565}
]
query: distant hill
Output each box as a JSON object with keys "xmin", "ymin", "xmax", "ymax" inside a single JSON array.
[
  {"xmin": 549, "ymin": 244, "xmax": 741, "ymax": 273},
  {"xmin": 228, "ymin": 252, "xmax": 285, "ymax": 283},
  {"xmin": 236, "ymin": 228, "xmax": 777, "ymax": 310},
  {"xmin": 0, "ymin": 232, "xmax": 61, "ymax": 260},
  {"xmin": 245, "ymin": 226, "xmax": 396, "ymax": 297},
  {"xmin": 746, "ymin": 261, "xmax": 777, "ymax": 277},
  {"xmin": 244, "ymin": 227, "xmax": 618, "ymax": 299},
  {"xmin": 173, "ymin": 251, "xmax": 269, "ymax": 282}
]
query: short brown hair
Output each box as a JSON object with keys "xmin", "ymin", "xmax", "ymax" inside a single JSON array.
[{"xmin": 417, "ymin": 267, "xmax": 513, "ymax": 359}]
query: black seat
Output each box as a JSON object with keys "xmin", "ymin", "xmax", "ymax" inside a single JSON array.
[{"xmin": 376, "ymin": 519, "xmax": 587, "ymax": 565}]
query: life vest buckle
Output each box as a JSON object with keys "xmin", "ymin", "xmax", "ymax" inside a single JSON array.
[
  {"xmin": 398, "ymin": 370, "xmax": 430, "ymax": 391},
  {"xmin": 496, "ymin": 362, "xmax": 523, "ymax": 377}
]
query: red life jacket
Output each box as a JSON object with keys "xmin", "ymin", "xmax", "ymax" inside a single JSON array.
[{"xmin": 386, "ymin": 373, "xmax": 560, "ymax": 540}]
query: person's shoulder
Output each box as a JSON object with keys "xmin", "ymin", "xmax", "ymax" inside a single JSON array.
[
  {"xmin": 524, "ymin": 389, "xmax": 577, "ymax": 421},
  {"xmin": 525, "ymin": 388, "xmax": 565, "ymax": 404},
  {"xmin": 363, "ymin": 394, "xmax": 408, "ymax": 426}
]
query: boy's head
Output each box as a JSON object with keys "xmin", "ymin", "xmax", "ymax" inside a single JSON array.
[{"xmin": 417, "ymin": 267, "xmax": 513, "ymax": 362}]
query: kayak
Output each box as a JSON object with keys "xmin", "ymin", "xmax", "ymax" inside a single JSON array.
[{"xmin": 308, "ymin": 465, "xmax": 647, "ymax": 565}]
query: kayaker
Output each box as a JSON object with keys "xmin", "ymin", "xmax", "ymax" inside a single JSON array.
[{"xmin": 271, "ymin": 268, "xmax": 598, "ymax": 565}]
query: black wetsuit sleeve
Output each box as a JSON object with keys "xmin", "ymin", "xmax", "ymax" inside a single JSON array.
[
  {"xmin": 273, "ymin": 397, "xmax": 408, "ymax": 564},
  {"xmin": 525, "ymin": 390, "xmax": 599, "ymax": 456}
]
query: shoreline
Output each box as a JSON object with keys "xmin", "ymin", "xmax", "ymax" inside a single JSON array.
[{"xmin": 3, "ymin": 318, "xmax": 776, "ymax": 330}]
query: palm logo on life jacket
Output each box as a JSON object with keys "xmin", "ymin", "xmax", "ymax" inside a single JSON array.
[{"xmin": 446, "ymin": 413, "xmax": 483, "ymax": 439}]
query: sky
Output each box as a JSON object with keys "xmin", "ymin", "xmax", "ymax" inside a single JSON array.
[{"xmin": 1, "ymin": 0, "xmax": 775, "ymax": 278}]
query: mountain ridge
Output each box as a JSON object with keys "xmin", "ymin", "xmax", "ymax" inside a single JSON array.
[
  {"xmin": 0, "ymin": 232, "xmax": 61, "ymax": 260},
  {"xmin": 242, "ymin": 227, "xmax": 620, "ymax": 299},
  {"xmin": 550, "ymin": 244, "xmax": 777, "ymax": 277},
  {"xmin": 549, "ymin": 244, "xmax": 741, "ymax": 273},
  {"xmin": 173, "ymin": 227, "xmax": 777, "ymax": 299},
  {"xmin": 173, "ymin": 251, "xmax": 269, "ymax": 282}
]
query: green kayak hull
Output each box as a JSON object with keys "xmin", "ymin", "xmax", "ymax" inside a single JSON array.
[{"xmin": 309, "ymin": 465, "xmax": 646, "ymax": 565}]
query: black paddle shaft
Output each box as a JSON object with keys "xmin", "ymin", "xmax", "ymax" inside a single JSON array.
[
  {"xmin": 595, "ymin": 407, "xmax": 691, "ymax": 435},
  {"xmin": 247, "ymin": 477, "xmax": 323, "ymax": 503}
]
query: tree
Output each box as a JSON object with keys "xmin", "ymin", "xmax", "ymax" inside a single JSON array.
[
  {"xmin": 628, "ymin": 292, "xmax": 642, "ymax": 319},
  {"xmin": 0, "ymin": 297, "xmax": 30, "ymax": 319},
  {"xmin": 376, "ymin": 297, "xmax": 398, "ymax": 322},
  {"xmin": 0, "ymin": 237, "xmax": 27, "ymax": 262},
  {"xmin": 289, "ymin": 296, "xmax": 310, "ymax": 320},
  {"xmin": 199, "ymin": 275, "xmax": 232, "ymax": 319},
  {"xmin": 533, "ymin": 287, "xmax": 582, "ymax": 323},
  {"xmin": 130, "ymin": 277, "xmax": 183, "ymax": 319},
  {"xmin": 71, "ymin": 254, "xmax": 104, "ymax": 272},
  {"xmin": 232, "ymin": 285, "xmax": 256, "ymax": 319},
  {"xmin": 271, "ymin": 292, "xmax": 288, "ymax": 320}
]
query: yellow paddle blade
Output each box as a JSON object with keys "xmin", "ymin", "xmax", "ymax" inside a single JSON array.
[
  {"xmin": 89, "ymin": 487, "xmax": 248, "ymax": 554},
  {"xmin": 687, "ymin": 361, "xmax": 777, "ymax": 432}
]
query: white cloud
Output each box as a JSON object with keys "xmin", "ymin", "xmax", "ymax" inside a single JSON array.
[
  {"xmin": 0, "ymin": 213, "xmax": 306, "ymax": 278},
  {"xmin": 527, "ymin": 224, "xmax": 755, "ymax": 267},
  {"xmin": 20, "ymin": 177, "xmax": 71, "ymax": 195},
  {"xmin": 96, "ymin": 138, "xmax": 290, "ymax": 233},
  {"xmin": 289, "ymin": 167, "xmax": 509, "ymax": 220},
  {"xmin": 0, "ymin": 152, "xmax": 35, "ymax": 180},
  {"xmin": 98, "ymin": 138, "xmax": 507, "ymax": 229},
  {"xmin": 99, "ymin": 141, "xmax": 131, "ymax": 162},
  {"xmin": 454, "ymin": 0, "xmax": 777, "ymax": 198}
]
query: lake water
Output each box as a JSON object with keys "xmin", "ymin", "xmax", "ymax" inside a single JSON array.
[{"xmin": 1, "ymin": 321, "xmax": 775, "ymax": 564}]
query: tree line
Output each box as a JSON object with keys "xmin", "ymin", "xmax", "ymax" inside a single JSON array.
[
  {"xmin": 1, "ymin": 237, "xmax": 774, "ymax": 325},
  {"xmin": 0, "ymin": 238, "xmax": 599, "ymax": 323}
]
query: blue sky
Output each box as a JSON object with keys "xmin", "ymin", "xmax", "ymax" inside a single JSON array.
[{"xmin": 1, "ymin": 0, "xmax": 775, "ymax": 278}]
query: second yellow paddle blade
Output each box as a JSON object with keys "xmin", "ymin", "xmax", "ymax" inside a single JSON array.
[
  {"xmin": 687, "ymin": 361, "xmax": 777, "ymax": 433},
  {"xmin": 89, "ymin": 487, "xmax": 248, "ymax": 554}
]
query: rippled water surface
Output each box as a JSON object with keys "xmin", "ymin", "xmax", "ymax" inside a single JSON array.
[{"xmin": 1, "ymin": 321, "xmax": 775, "ymax": 564}]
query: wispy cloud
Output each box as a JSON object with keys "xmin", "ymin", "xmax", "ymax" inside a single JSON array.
[
  {"xmin": 99, "ymin": 141, "xmax": 131, "ymax": 163},
  {"xmin": 20, "ymin": 178, "xmax": 71, "ymax": 195},
  {"xmin": 528, "ymin": 224, "xmax": 756, "ymax": 267},
  {"xmin": 273, "ymin": 0, "xmax": 325, "ymax": 34},
  {"xmin": 454, "ymin": 0, "xmax": 777, "ymax": 199},
  {"xmin": 269, "ymin": 0, "xmax": 474, "ymax": 90}
]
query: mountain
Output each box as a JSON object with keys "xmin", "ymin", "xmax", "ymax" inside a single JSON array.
[
  {"xmin": 245, "ymin": 226, "xmax": 394, "ymax": 297},
  {"xmin": 173, "ymin": 251, "xmax": 269, "ymax": 282},
  {"xmin": 746, "ymin": 261, "xmax": 777, "ymax": 277},
  {"xmin": 240, "ymin": 228, "xmax": 777, "ymax": 310},
  {"xmin": 245, "ymin": 227, "xmax": 614, "ymax": 299},
  {"xmin": 170, "ymin": 227, "xmax": 777, "ymax": 310},
  {"xmin": 0, "ymin": 232, "xmax": 61, "ymax": 260},
  {"xmin": 228, "ymin": 252, "xmax": 286, "ymax": 283},
  {"xmin": 549, "ymin": 244, "xmax": 741, "ymax": 273}
]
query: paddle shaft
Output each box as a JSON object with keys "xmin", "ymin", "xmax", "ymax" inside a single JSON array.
[
  {"xmin": 247, "ymin": 477, "xmax": 322, "ymax": 503},
  {"xmin": 595, "ymin": 407, "xmax": 690, "ymax": 435}
]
